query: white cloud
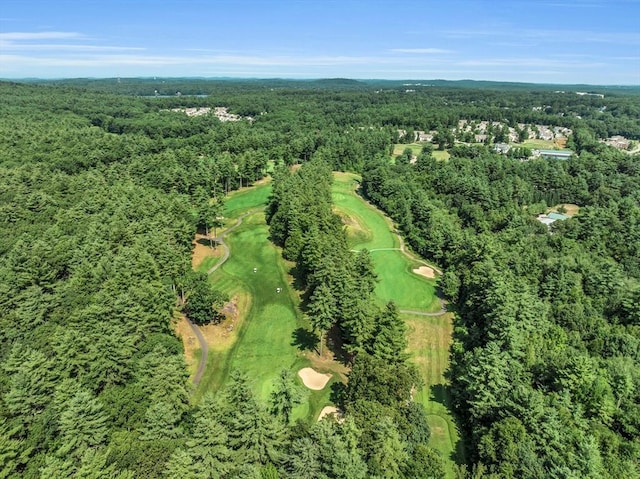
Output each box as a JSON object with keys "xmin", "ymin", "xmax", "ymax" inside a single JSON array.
[
  {"xmin": 0, "ymin": 31, "xmax": 84, "ymax": 40},
  {"xmin": 0, "ymin": 43, "xmax": 145, "ymax": 52},
  {"xmin": 388, "ymin": 48, "xmax": 452, "ymax": 54}
]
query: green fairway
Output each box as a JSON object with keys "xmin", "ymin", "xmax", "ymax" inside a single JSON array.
[
  {"xmin": 194, "ymin": 181, "xmax": 340, "ymax": 422},
  {"xmin": 407, "ymin": 312, "xmax": 464, "ymax": 477},
  {"xmin": 332, "ymin": 172, "xmax": 439, "ymax": 312},
  {"xmin": 332, "ymin": 173, "xmax": 397, "ymax": 250},
  {"xmin": 206, "ymin": 213, "xmax": 301, "ymax": 398},
  {"xmin": 223, "ymin": 182, "xmax": 272, "ymax": 218},
  {"xmin": 373, "ymin": 250, "xmax": 440, "ymax": 312},
  {"xmin": 333, "ymin": 171, "xmax": 460, "ymax": 477}
]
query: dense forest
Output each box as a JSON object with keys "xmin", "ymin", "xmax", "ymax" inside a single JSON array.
[{"xmin": 1, "ymin": 78, "xmax": 639, "ymax": 478}]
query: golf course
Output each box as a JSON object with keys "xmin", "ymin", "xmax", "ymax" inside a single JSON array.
[
  {"xmin": 188, "ymin": 182, "xmax": 346, "ymax": 422},
  {"xmin": 332, "ymin": 172, "xmax": 461, "ymax": 475},
  {"xmin": 185, "ymin": 171, "xmax": 461, "ymax": 475}
]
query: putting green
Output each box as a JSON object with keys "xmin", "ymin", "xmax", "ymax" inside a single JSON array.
[
  {"xmin": 332, "ymin": 172, "xmax": 439, "ymax": 312},
  {"xmin": 373, "ymin": 250, "xmax": 439, "ymax": 312}
]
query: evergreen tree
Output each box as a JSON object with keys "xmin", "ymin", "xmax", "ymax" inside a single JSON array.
[{"xmin": 269, "ymin": 369, "xmax": 303, "ymax": 424}]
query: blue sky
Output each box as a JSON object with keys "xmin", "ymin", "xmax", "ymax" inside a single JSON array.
[{"xmin": 1, "ymin": 0, "xmax": 639, "ymax": 84}]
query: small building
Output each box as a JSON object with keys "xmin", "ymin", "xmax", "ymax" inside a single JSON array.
[
  {"xmin": 535, "ymin": 149, "xmax": 573, "ymax": 160},
  {"xmin": 536, "ymin": 212, "xmax": 570, "ymax": 227},
  {"xmin": 493, "ymin": 143, "xmax": 511, "ymax": 154}
]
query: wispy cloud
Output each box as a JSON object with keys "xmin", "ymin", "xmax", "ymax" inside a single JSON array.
[
  {"xmin": 442, "ymin": 26, "xmax": 640, "ymax": 45},
  {"xmin": 457, "ymin": 57, "xmax": 607, "ymax": 69},
  {"xmin": 388, "ymin": 48, "xmax": 452, "ymax": 54},
  {"xmin": 0, "ymin": 31, "xmax": 84, "ymax": 40},
  {"xmin": 0, "ymin": 43, "xmax": 145, "ymax": 52},
  {"xmin": 0, "ymin": 53, "xmax": 394, "ymax": 68}
]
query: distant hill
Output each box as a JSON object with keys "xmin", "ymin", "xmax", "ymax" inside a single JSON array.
[{"xmin": 12, "ymin": 77, "xmax": 640, "ymax": 96}]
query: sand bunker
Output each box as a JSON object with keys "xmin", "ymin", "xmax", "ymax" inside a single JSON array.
[
  {"xmin": 413, "ymin": 266, "xmax": 435, "ymax": 279},
  {"xmin": 318, "ymin": 406, "xmax": 339, "ymax": 421},
  {"xmin": 298, "ymin": 368, "xmax": 332, "ymax": 390}
]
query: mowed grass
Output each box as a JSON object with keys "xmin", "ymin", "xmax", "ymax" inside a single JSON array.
[
  {"xmin": 195, "ymin": 182, "xmax": 341, "ymax": 422},
  {"xmin": 332, "ymin": 172, "xmax": 397, "ymax": 250},
  {"xmin": 202, "ymin": 212, "xmax": 302, "ymax": 402},
  {"xmin": 333, "ymin": 171, "xmax": 460, "ymax": 476},
  {"xmin": 373, "ymin": 250, "xmax": 440, "ymax": 312},
  {"xmin": 406, "ymin": 313, "xmax": 463, "ymax": 478},
  {"xmin": 392, "ymin": 143, "xmax": 450, "ymax": 161},
  {"xmin": 223, "ymin": 182, "xmax": 272, "ymax": 218},
  {"xmin": 432, "ymin": 150, "xmax": 451, "ymax": 161},
  {"xmin": 332, "ymin": 172, "xmax": 438, "ymax": 311},
  {"xmin": 392, "ymin": 143, "xmax": 425, "ymax": 157}
]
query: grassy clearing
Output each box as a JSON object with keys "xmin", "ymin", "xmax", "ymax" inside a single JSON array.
[
  {"xmin": 549, "ymin": 203, "xmax": 580, "ymax": 216},
  {"xmin": 516, "ymin": 138, "xmax": 567, "ymax": 150},
  {"xmin": 432, "ymin": 150, "xmax": 451, "ymax": 161},
  {"xmin": 332, "ymin": 172, "xmax": 439, "ymax": 311},
  {"xmin": 406, "ymin": 312, "xmax": 462, "ymax": 478},
  {"xmin": 333, "ymin": 171, "xmax": 459, "ymax": 476},
  {"xmin": 392, "ymin": 143, "xmax": 425, "ymax": 157}
]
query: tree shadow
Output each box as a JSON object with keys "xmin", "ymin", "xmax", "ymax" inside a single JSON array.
[
  {"xmin": 196, "ymin": 237, "xmax": 220, "ymax": 247},
  {"xmin": 330, "ymin": 380, "xmax": 346, "ymax": 408},
  {"xmin": 291, "ymin": 327, "xmax": 318, "ymax": 353},
  {"xmin": 430, "ymin": 384, "xmax": 449, "ymax": 405},
  {"xmin": 288, "ymin": 264, "xmax": 307, "ymax": 294},
  {"xmin": 430, "ymin": 383, "xmax": 468, "ymax": 467}
]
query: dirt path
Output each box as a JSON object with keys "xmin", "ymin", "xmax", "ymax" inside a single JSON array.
[{"xmin": 186, "ymin": 210, "xmax": 257, "ymax": 385}]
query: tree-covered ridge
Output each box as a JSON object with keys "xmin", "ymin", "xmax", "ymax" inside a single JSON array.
[{"xmin": 361, "ymin": 144, "xmax": 640, "ymax": 478}]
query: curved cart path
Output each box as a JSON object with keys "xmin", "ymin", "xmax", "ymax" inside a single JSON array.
[{"xmin": 187, "ymin": 210, "xmax": 257, "ymax": 385}]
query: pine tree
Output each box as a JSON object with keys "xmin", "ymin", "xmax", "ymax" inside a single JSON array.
[
  {"xmin": 269, "ymin": 369, "xmax": 303, "ymax": 424},
  {"xmin": 57, "ymin": 390, "xmax": 109, "ymax": 458}
]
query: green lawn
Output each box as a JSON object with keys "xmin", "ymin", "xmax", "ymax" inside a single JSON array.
[
  {"xmin": 195, "ymin": 181, "xmax": 339, "ymax": 423},
  {"xmin": 332, "ymin": 172, "xmax": 439, "ymax": 311},
  {"xmin": 432, "ymin": 150, "xmax": 451, "ymax": 161},
  {"xmin": 333, "ymin": 171, "xmax": 460, "ymax": 477},
  {"xmin": 392, "ymin": 143, "xmax": 426, "ymax": 157}
]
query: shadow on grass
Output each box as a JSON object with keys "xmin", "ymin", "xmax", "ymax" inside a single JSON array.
[
  {"xmin": 196, "ymin": 237, "xmax": 220, "ymax": 247},
  {"xmin": 430, "ymin": 383, "xmax": 467, "ymax": 467},
  {"xmin": 291, "ymin": 327, "xmax": 318, "ymax": 352}
]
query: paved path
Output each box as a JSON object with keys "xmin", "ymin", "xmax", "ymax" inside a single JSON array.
[{"xmin": 187, "ymin": 210, "xmax": 257, "ymax": 385}]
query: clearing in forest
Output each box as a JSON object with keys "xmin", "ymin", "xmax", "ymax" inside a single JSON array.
[
  {"xmin": 332, "ymin": 171, "xmax": 461, "ymax": 477},
  {"xmin": 186, "ymin": 181, "xmax": 344, "ymax": 422},
  {"xmin": 332, "ymin": 172, "xmax": 441, "ymax": 312}
]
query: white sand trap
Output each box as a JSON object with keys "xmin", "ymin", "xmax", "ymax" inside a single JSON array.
[
  {"xmin": 298, "ymin": 368, "xmax": 332, "ymax": 390},
  {"xmin": 318, "ymin": 406, "xmax": 339, "ymax": 422},
  {"xmin": 413, "ymin": 266, "xmax": 435, "ymax": 279}
]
